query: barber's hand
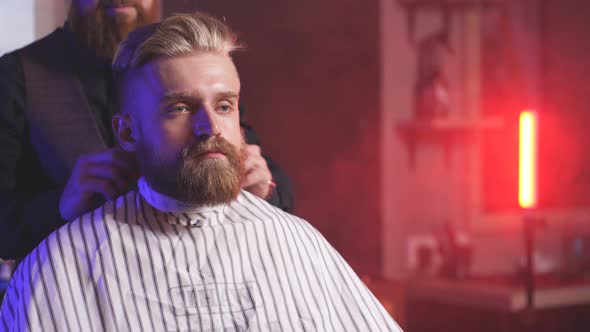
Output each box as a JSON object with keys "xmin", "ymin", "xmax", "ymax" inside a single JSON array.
[
  {"xmin": 59, "ymin": 148, "xmax": 138, "ymax": 221},
  {"xmin": 241, "ymin": 144, "xmax": 275, "ymax": 199}
]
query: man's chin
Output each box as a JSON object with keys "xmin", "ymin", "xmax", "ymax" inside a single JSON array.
[{"xmin": 177, "ymin": 158, "xmax": 241, "ymax": 205}]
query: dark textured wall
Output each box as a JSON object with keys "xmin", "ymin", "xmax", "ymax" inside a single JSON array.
[
  {"xmin": 539, "ymin": 0, "xmax": 590, "ymax": 208},
  {"xmin": 482, "ymin": 0, "xmax": 590, "ymax": 211},
  {"xmin": 165, "ymin": 0, "xmax": 383, "ymax": 275}
]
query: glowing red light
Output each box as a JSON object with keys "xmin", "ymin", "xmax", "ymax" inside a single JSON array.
[{"xmin": 519, "ymin": 111, "xmax": 538, "ymax": 209}]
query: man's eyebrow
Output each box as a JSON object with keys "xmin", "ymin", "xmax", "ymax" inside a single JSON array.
[
  {"xmin": 216, "ymin": 91, "xmax": 239, "ymax": 99},
  {"xmin": 160, "ymin": 91, "xmax": 196, "ymax": 103}
]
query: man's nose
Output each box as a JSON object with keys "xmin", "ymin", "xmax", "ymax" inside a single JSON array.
[{"xmin": 193, "ymin": 109, "xmax": 220, "ymax": 140}]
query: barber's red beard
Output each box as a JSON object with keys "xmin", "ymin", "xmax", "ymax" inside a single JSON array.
[
  {"xmin": 68, "ymin": 3, "xmax": 158, "ymax": 59},
  {"xmin": 138, "ymin": 137, "xmax": 245, "ymax": 206}
]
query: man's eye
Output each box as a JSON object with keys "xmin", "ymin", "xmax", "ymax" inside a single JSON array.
[
  {"xmin": 219, "ymin": 104, "xmax": 232, "ymax": 113},
  {"xmin": 171, "ymin": 105, "xmax": 189, "ymax": 113}
]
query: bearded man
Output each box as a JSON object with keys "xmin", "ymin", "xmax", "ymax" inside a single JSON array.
[
  {"xmin": 0, "ymin": 13, "xmax": 401, "ymax": 332},
  {"xmin": 0, "ymin": 0, "xmax": 293, "ymax": 260}
]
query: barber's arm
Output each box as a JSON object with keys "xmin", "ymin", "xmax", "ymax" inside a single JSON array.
[
  {"xmin": 240, "ymin": 120, "xmax": 294, "ymax": 212},
  {"xmin": 0, "ymin": 54, "xmax": 137, "ymax": 259},
  {"xmin": 0, "ymin": 53, "xmax": 67, "ymax": 258}
]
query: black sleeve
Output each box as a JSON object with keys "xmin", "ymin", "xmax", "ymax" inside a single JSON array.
[
  {"xmin": 0, "ymin": 53, "xmax": 67, "ymax": 259},
  {"xmin": 241, "ymin": 120, "xmax": 295, "ymax": 213}
]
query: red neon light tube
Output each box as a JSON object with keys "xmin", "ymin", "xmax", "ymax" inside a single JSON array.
[{"xmin": 519, "ymin": 111, "xmax": 538, "ymax": 209}]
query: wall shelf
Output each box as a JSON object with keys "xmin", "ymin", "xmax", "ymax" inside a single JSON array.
[
  {"xmin": 396, "ymin": 117, "xmax": 504, "ymax": 168},
  {"xmin": 398, "ymin": 0, "xmax": 503, "ymax": 10}
]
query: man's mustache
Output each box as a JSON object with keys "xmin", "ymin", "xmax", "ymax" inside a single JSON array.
[{"xmin": 182, "ymin": 137, "xmax": 238, "ymax": 160}]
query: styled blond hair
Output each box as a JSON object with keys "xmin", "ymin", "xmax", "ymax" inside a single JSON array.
[
  {"xmin": 114, "ymin": 12, "xmax": 240, "ymax": 68},
  {"xmin": 113, "ymin": 12, "xmax": 241, "ymax": 109}
]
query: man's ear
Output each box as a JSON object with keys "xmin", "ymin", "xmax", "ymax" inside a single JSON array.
[{"xmin": 112, "ymin": 113, "xmax": 137, "ymax": 152}]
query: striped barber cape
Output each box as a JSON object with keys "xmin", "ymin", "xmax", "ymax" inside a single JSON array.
[{"xmin": 0, "ymin": 178, "xmax": 401, "ymax": 332}]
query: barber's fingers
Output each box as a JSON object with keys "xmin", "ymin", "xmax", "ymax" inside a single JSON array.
[
  {"xmin": 84, "ymin": 164, "xmax": 131, "ymax": 194},
  {"xmin": 75, "ymin": 148, "xmax": 139, "ymax": 186},
  {"xmin": 243, "ymin": 155, "xmax": 268, "ymax": 174},
  {"xmin": 241, "ymin": 164, "xmax": 272, "ymax": 189},
  {"xmin": 241, "ymin": 144, "xmax": 273, "ymax": 195},
  {"xmin": 78, "ymin": 176, "xmax": 119, "ymax": 201},
  {"xmin": 78, "ymin": 148, "xmax": 138, "ymax": 173},
  {"xmin": 243, "ymin": 144, "xmax": 262, "ymax": 156},
  {"xmin": 242, "ymin": 146, "xmax": 268, "ymax": 173},
  {"xmin": 61, "ymin": 149, "xmax": 137, "ymax": 221}
]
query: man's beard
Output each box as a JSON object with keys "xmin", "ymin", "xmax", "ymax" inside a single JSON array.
[
  {"xmin": 138, "ymin": 136, "xmax": 245, "ymax": 206},
  {"xmin": 68, "ymin": 2, "xmax": 158, "ymax": 59}
]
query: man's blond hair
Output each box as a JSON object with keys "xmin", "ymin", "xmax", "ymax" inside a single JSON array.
[
  {"xmin": 113, "ymin": 12, "xmax": 241, "ymax": 108},
  {"xmin": 115, "ymin": 12, "xmax": 240, "ymax": 68}
]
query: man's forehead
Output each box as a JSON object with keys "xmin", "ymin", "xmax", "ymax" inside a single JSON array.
[{"xmin": 132, "ymin": 53, "xmax": 240, "ymax": 95}]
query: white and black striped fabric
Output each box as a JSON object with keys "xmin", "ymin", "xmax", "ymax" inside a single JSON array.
[{"xmin": 0, "ymin": 178, "xmax": 401, "ymax": 331}]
